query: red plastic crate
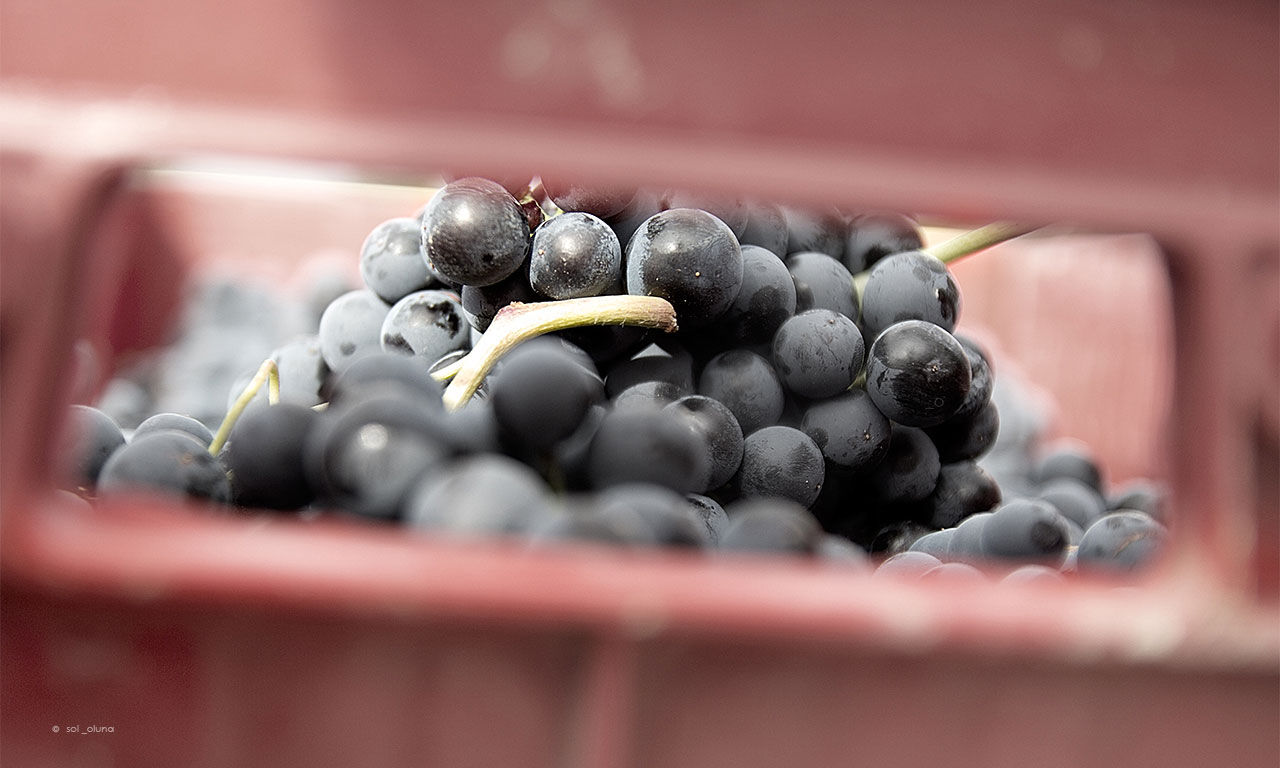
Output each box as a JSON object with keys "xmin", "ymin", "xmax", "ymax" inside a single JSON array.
[{"xmin": 1, "ymin": 1, "xmax": 1277, "ymax": 766}]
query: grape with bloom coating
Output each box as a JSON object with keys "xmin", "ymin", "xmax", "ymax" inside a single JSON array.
[
  {"xmin": 421, "ymin": 178, "xmax": 530, "ymax": 287},
  {"xmin": 625, "ymin": 208, "xmax": 743, "ymax": 328}
]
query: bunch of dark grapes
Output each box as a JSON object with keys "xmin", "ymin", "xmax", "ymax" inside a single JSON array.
[{"xmin": 61, "ymin": 177, "xmax": 1168, "ymax": 579}]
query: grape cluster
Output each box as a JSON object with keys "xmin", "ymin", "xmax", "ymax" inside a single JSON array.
[{"xmin": 61, "ymin": 177, "xmax": 1168, "ymax": 577}]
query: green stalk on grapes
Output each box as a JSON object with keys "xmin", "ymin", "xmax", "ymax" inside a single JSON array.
[
  {"xmin": 209, "ymin": 359, "xmax": 280, "ymax": 455},
  {"xmin": 435, "ymin": 294, "xmax": 677, "ymax": 411},
  {"xmin": 852, "ymin": 221, "xmax": 1033, "ymax": 299}
]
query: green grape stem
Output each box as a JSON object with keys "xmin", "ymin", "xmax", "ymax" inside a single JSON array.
[
  {"xmin": 436, "ymin": 295, "xmax": 678, "ymax": 411},
  {"xmin": 209, "ymin": 359, "xmax": 280, "ymax": 455},
  {"xmin": 852, "ymin": 221, "xmax": 1034, "ymax": 299}
]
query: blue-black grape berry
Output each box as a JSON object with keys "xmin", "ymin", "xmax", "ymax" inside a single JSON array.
[
  {"xmin": 57, "ymin": 405, "xmax": 127, "ymax": 492},
  {"xmin": 771, "ymin": 309, "xmax": 864, "ymax": 399},
  {"xmin": 380, "ymin": 289, "xmax": 470, "ymax": 366},
  {"xmin": 318, "ymin": 289, "xmax": 392, "ymax": 373},
  {"xmin": 225, "ymin": 403, "xmax": 317, "ymax": 510},
  {"xmin": 720, "ymin": 498, "xmax": 823, "ymax": 554},
  {"xmin": 1076, "ymin": 511, "xmax": 1167, "ymax": 573},
  {"xmin": 867, "ymin": 320, "xmax": 971, "ymax": 428},
  {"xmin": 786, "ymin": 252, "xmax": 858, "ymax": 320},
  {"xmin": 421, "ymin": 178, "xmax": 530, "ymax": 287},
  {"xmin": 360, "ymin": 217, "xmax": 436, "ymax": 303},
  {"xmin": 712, "ymin": 245, "xmax": 797, "ymax": 347},
  {"xmin": 697, "ymin": 350, "xmax": 785, "ymax": 436},
  {"xmin": 98, "ymin": 431, "xmax": 230, "ymax": 504},
  {"xmin": 733, "ymin": 425, "xmax": 825, "ymax": 508},
  {"xmin": 587, "ymin": 406, "xmax": 710, "ymax": 493},
  {"xmin": 800, "ymin": 389, "xmax": 891, "ymax": 473},
  {"xmin": 625, "ymin": 208, "xmax": 743, "ymax": 328},
  {"xmin": 843, "ymin": 212, "xmax": 923, "ymax": 273},
  {"xmin": 405, "ymin": 454, "xmax": 553, "ymax": 538},
  {"xmin": 979, "ymin": 498, "xmax": 1070, "ymax": 565},
  {"xmin": 529, "ymin": 212, "xmax": 622, "ymax": 300},
  {"xmin": 860, "ymin": 250, "xmax": 961, "ymax": 342},
  {"xmin": 738, "ymin": 201, "xmax": 789, "ymax": 257},
  {"xmin": 133, "ymin": 413, "xmax": 213, "ymax": 447},
  {"xmin": 665, "ymin": 395, "xmax": 744, "ymax": 492},
  {"xmin": 489, "ymin": 341, "xmax": 603, "ymax": 452}
]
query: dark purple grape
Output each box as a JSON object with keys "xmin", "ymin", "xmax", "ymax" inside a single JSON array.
[
  {"xmin": 697, "ymin": 350, "xmax": 785, "ymax": 436},
  {"xmin": 860, "ymin": 251, "xmax": 962, "ymax": 342},
  {"xmin": 733, "ymin": 426, "xmax": 825, "ymax": 508},
  {"xmin": 711, "ymin": 245, "xmax": 797, "ymax": 347},
  {"xmin": 927, "ymin": 399, "xmax": 1000, "ymax": 462},
  {"xmin": 421, "ymin": 178, "xmax": 530, "ymax": 287},
  {"xmin": 327, "ymin": 351, "xmax": 443, "ymax": 407},
  {"xmin": 226, "ymin": 336, "xmax": 330, "ymax": 414},
  {"xmin": 529, "ymin": 212, "xmax": 622, "ymax": 299},
  {"xmin": 405, "ymin": 454, "xmax": 552, "ymax": 537},
  {"xmin": 318, "ymin": 289, "xmax": 391, "ymax": 373},
  {"xmin": 305, "ymin": 392, "xmax": 450, "ymax": 521},
  {"xmin": 98, "ymin": 431, "xmax": 230, "ymax": 504},
  {"xmin": 594, "ymin": 484, "xmax": 710, "ymax": 548},
  {"xmin": 1037, "ymin": 477, "xmax": 1106, "ymax": 529},
  {"xmin": 550, "ymin": 404, "xmax": 607, "ymax": 491},
  {"xmin": 783, "ymin": 206, "xmax": 846, "ymax": 259},
  {"xmin": 225, "ymin": 403, "xmax": 318, "ymax": 510},
  {"xmin": 686, "ymin": 493, "xmax": 729, "ymax": 543},
  {"xmin": 786, "ymin": 252, "xmax": 858, "ymax": 320},
  {"xmin": 866, "ymin": 320, "xmax": 971, "ymax": 428},
  {"xmin": 719, "ymin": 498, "xmax": 823, "ymax": 554},
  {"xmin": 738, "ymin": 201, "xmax": 789, "ymax": 258},
  {"xmin": 489, "ymin": 341, "xmax": 603, "ymax": 453},
  {"xmin": 1032, "ymin": 441, "xmax": 1105, "ymax": 494},
  {"xmin": 587, "ymin": 407, "xmax": 709, "ymax": 493},
  {"xmin": 923, "ymin": 461, "xmax": 1002, "ymax": 528},
  {"xmin": 57, "ymin": 405, "xmax": 126, "ymax": 492},
  {"xmin": 626, "ymin": 208, "xmax": 743, "ymax": 328},
  {"xmin": 771, "ymin": 309, "xmax": 864, "ymax": 399},
  {"xmin": 1107, "ymin": 479, "xmax": 1168, "ymax": 521},
  {"xmin": 980, "ymin": 498, "xmax": 1070, "ymax": 564},
  {"xmin": 843, "ymin": 212, "xmax": 923, "ymax": 273},
  {"xmin": 438, "ymin": 397, "xmax": 502, "ymax": 456},
  {"xmin": 1077, "ymin": 511, "xmax": 1167, "ymax": 573},
  {"xmin": 604, "ymin": 189, "xmax": 662, "ymax": 249},
  {"xmin": 800, "ymin": 389, "xmax": 891, "ymax": 472},
  {"xmin": 864, "ymin": 425, "xmax": 941, "ymax": 504},
  {"xmin": 380, "ymin": 289, "xmax": 470, "ymax": 366},
  {"xmin": 947, "ymin": 511, "xmax": 994, "ymax": 565},
  {"xmin": 666, "ymin": 395, "xmax": 745, "ymax": 492},
  {"xmin": 461, "ymin": 265, "xmax": 536, "ymax": 332},
  {"xmin": 953, "ymin": 334, "xmax": 994, "ymax": 418},
  {"xmin": 133, "ymin": 413, "xmax": 213, "ymax": 447},
  {"xmin": 360, "ymin": 217, "xmax": 435, "ymax": 303}
]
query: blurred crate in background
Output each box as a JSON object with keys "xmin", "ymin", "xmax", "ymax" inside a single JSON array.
[{"xmin": 1, "ymin": 1, "xmax": 1276, "ymax": 767}]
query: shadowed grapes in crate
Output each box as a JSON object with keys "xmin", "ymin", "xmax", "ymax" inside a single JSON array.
[{"xmin": 59, "ymin": 175, "xmax": 1170, "ymax": 581}]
